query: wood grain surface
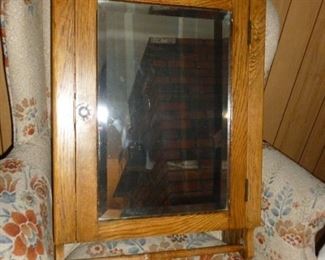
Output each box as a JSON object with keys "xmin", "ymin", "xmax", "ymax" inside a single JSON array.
[
  {"xmin": 263, "ymin": 0, "xmax": 325, "ymax": 180},
  {"xmin": 228, "ymin": 0, "xmax": 249, "ymax": 229},
  {"xmin": 246, "ymin": 0, "xmax": 265, "ymax": 229},
  {"xmin": 97, "ymin": 212, "xmax": 230, "ymax": 241},
  {"xmin": 85, "ymin": 245, "xmax": 243, "ymax": 260},
  {"xmin": 117, "ymin": 0, "xmax": 232, "ymax": 10},
  {"xmin": 75, "ymin": 0, "xmax": 98, "ymax": 241},
  {"xmin": 52, "ymin": 0, "xmax": 77, "ymax": 244},
  {"xmin": 314, "ymin": 149, "xmax": 325, "ymax": 180},
  {"xmin": 274, "ymin": 2, "xmax": 325, "ymax": 161},
  {"xmin": 263, "ymin": 0, "xmax": 322, "ymax": 143},
  {"xmin": 300, "ymin": 100, "xmax": 325, "ymax": 179}
]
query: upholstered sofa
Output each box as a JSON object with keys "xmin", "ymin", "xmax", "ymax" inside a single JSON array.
[{"xmin": 0, "ymin": 1, "xmax": 324, "ymax": 260}]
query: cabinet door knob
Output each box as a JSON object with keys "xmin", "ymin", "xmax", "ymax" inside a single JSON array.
[{"xmin": 77, "ymin": 103, "xmax": 92, "ymax": 121}]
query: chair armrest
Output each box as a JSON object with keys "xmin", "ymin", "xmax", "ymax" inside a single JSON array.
[
  {"xmin": 0, "ymin": 132, "xmax": 53, "ymax": 259},
  {"xmin": 254, "ymin": 146, "xmax": 325, "ymax": 260}
]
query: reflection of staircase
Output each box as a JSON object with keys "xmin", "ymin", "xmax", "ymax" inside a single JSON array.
[{"xmin": 114, "ymin": 38, "xmax": 225, "ymax": 217}]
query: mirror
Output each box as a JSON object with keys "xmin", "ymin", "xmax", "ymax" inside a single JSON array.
[{"xmin": 97, "ymin": 0, "xmax": 232, "ymax": 220}]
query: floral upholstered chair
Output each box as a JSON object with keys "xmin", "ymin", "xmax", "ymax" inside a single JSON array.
[
  {"xmin": 0, "ymin": 1, "xmax": 324, "ymax": 260},
  {"xmin": 254, "ymin": 146, "xmax": 325, "ymax": 260},
  {"xmin": 0, "ymin": 1, "xmax": 53, "ymax": 259}
]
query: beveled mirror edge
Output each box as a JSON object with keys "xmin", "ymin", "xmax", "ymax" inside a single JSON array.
[{"xmin": 97, "ymin": 0, "xmax": 232, "ymax": 221}]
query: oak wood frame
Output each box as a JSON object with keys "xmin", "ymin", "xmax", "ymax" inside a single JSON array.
[
  {"xmin": 53, "ymin": 0, "xmax": 265, "ymax": 257},
  {"xmin": 53, "ymin": 0, "xmax": 77, "ymax": 244},
  {"xmin": 71, "ymin": 244, "xmax": 244, "ymax": 260}
]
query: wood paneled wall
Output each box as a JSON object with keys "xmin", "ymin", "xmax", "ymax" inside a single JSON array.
[
  {"xmin": 0, "ymin": 42, "xmax": 13, "ymax": 157},
  {"xmin": 264, "ymin": 0, "xmax": 325, "ymax": 181}
]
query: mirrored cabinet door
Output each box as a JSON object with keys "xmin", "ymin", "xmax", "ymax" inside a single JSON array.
[
  {"xmin": 54, "ymin": 0, "xmax": 265, "ymax": 245},
  {"xmin": 97, "ymin": 0, "xmax": 232, "ymax": 221}
]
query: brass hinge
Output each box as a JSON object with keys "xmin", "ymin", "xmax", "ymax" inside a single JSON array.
[
  {"xmin": 245, "ymin": 178, "xmax": 249, "ymax": 202},
  {"xmin": 248, "ymin": 20, "xmax": 252, "ymax": 45}
]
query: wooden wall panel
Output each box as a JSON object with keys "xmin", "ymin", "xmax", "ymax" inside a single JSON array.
[
  {"xmin": 0, "ymin": 41, "xmax": 13, "ymax": 157},
  {"xmin": 314, "ymin": 149, "xmax": 325, "ymax": 181},
  {"xmin": 300, "ymin": 100, "xmax": 325, "ymax": 174},
  {"xmin": 274, "ymin": 2, "xmax": 325, "ymax": 160},
  {"xmin": 264, "ymin": 0, "xmax": 325, "ymax": 180},
  {"xmin": 263, "ymin": 0, "xmax": 322, "ymax": 143},
  {"xmin": 271, "ymin": 0, "xmax": 291, "ymax": 30}
]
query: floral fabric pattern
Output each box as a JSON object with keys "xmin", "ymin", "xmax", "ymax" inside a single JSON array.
[
  {"xmin": 65, "ymin": 233, "xmax": 242, "ymax": 260},
  {"xmin": 3, "ymin": 210, "xmax": 45, "ymax": 259},
  {"xmin": 1, "ymin": 0, "xmax": 49, "ymax": 144},
  {"xmin": 0, "ymin": 174, "xmax": 18, "ymax": 203},
  {"xmin": 0, "ymin": 158, "xmax": 24, "ymax": 173},
  {"xmin": 254, "ymin": 146, "xmax": 325, "ymax": 260},
  {"xmin": 0, "ymin": 134, "xmax": 53, "ymax": 259},
  {"xmin": 0, "ymin": 0, "xmax": 52, "ymax": 259}
]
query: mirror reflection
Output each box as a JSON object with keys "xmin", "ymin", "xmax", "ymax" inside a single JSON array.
[{"xmin": 98, "ymin": 0, "xmax": 231, "ymax": 220}]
